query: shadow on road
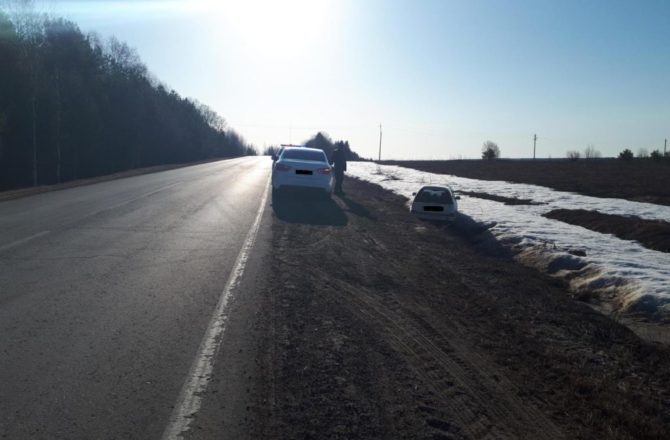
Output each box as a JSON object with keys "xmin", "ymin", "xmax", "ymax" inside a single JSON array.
[
  {"xmin": 337, "ymin": 194, "xmax": 377, "ymax": 221},
  {"xmin": 272, "ymin": 189, "xmax": 348, "ymax": 226}
]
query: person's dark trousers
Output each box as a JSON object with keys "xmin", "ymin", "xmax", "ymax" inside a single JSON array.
[{"xmin": 334, "ymin": 169, "xmax": 345, "ymax": 193}]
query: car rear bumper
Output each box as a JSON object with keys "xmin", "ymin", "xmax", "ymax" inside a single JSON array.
[
  {"xmin": 273, "ymin": 173, "xmax": 333, "ymax": 192},
  {"xmin": 412, "ymin": 211, "xmax": 456, "ymax": 221},
  {"xmin": 412, "ymin": 212, "xmax": 457, "ymax": 221},
  {"xmin": 410, "ymin": 206, "xmax": 457, "ymax": 221}
]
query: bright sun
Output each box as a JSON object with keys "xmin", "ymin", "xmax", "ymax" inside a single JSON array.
[{"xmin": 209, "ymin": 0, "xmax": 336, "ymax": 59}]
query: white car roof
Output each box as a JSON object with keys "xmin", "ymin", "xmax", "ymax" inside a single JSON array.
[
  {"xmin": 419, "ymin": 185, "xmax": 454, "ymax": 191},
  {"xmin": 282, "ymin": 147, "xmax": 321, "ymax": 153}
]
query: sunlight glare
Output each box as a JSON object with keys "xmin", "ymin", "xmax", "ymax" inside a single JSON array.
[{"xmin": 211, "ymin": 0, "xmax": 336, "ymax": 60}]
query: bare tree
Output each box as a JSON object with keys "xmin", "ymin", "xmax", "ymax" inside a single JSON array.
[
  {"xmin": 618, "ymin": 149, "xmax": 634, "ymax": 160},
  {"xmin": 106, "ymin": 36, "xmax": 147, "ymax": 78},
  {"xmin": 566, "ymin": 150, "xmax": 581, "ymax": 161},
  {"xmin": 637, "ymin": 148, "xmax": 649, "ymax": 158},
  {"xmin": 481, "ymin": 140, "xmax": 500, "ymax": 160},
  {"xmin": 584, "ymin": 144, "xmax": 601, "ymax": 159},
  {"xmin": 0, "ymin": 112, "xmax": 6, "ymax": 162},
  {"xmin": 193, "ymin": 100, "xmax": 227, "ymax": 132},
  {"xmin": 650, "ymin": 150, "xmax": 663, "ymax": 161},
  {"xmin": 11, "ymin": 0, "xmax": 45, "ymax": 186}
]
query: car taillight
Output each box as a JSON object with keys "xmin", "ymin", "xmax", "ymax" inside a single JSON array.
[
  {"xmin": 275, "ymin": 163, "xmax": 291, "ymax": 172},
  {"xmin": 317, "ymin": 168, "xmax": 332, "ymax": 175}
]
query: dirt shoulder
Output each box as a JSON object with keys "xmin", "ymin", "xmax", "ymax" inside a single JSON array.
[
  {"xmin": 259, "ymin": 178, "xmax": 670, "ymax": 439},
  {"xmin": 383, "ymin": 159, "xmax": 670, "ymax": 206}
]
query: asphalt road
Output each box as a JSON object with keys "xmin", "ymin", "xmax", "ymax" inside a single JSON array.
[{"xmin": 0, "ymin": 157, "xmax": 271, "ymax": 439}]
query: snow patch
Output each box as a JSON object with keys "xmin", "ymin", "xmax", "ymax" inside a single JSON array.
[{"xmin": 349, "ymin": 162, "xmax": 670, "ymax": 319}]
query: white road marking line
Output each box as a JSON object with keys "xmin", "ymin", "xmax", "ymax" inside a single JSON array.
[
  {"xmin": 0, "ymin": 231, "xmax": 50, "ymax": 253},
  {"xmin": 162, "ymin": 176, "xmax": 271, "ymax": 440}
]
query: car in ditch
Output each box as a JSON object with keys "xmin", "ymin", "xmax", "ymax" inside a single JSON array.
[
  {"xmin": 410, "ymin": 185, "xmax": 460, "ymax": 221},
  {"xmin": 272, "ymin": 147, "xmax": 334, "ymax": 197}
]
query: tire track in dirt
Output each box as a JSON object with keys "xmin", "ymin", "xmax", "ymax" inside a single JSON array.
[
  {"xmin": 327, "ymin": 275, "xmax": 564, "ymax": 440},
  {"xmin": 272, "ymin": 202, "xmax": 564, "ymax": 439},
  {"xmin": 265, "ymin": 179, "xmax": 670, "ymax": 440},
  {"xmin": 271, "ymin": 223, "xmax": 440, "ymax": 439}
]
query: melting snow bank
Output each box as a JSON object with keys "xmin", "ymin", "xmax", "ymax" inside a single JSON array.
[{"xmin": 348, "ymin": 162, "xmax": 670, "ymax": 320}]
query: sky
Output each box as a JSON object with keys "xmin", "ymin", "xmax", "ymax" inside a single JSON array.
[{"xmin": 36, "ymin": 0, "xmax": 670, "ymax": 158}]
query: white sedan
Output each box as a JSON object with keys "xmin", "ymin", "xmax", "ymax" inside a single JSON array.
[
  {"xmin": 271, "ymin": 147, "xmax": 334, "ymax": 197},
  {"xmin": 410, "ymin": 185, "xmax": 460, "ymax": 221}
]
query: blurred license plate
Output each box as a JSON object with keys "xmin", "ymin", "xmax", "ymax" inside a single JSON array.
[{"xmin": 296, "ymin": 170, "xmax": 313, "ymax": 175}]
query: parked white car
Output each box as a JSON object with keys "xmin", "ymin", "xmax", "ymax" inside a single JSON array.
[
  {"xmin": 410, "ymin": 185, "xmax": 459, "ymax": 221},
  {"xmin": 272, "ymin": 147, "xmax": 334, "ymax": 197}
]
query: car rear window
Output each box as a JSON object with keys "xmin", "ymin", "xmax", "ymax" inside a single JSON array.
[
  {"xmin": 416, "ymin": 188, "xmax": 453, "ymax": 204},
  {"xmin": 281, "ymin": 149, "xmax": 327, "ymax": 162}
]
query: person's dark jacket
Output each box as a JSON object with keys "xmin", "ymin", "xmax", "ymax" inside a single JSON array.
[{"xmin": 332, "ymin": 148, "xmax": 347, "ymax": 172}]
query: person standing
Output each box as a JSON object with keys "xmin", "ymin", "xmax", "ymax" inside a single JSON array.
[{"xmin": 331, "ymin": 146, "xmax": 347, "ymax": 194}]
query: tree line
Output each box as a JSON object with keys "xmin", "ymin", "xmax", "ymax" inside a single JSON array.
[
  {"xmin": 263, "ymin": 132, "xmax": 367, "ymax": 162},
  {"xmin": 481, "ymin": 140, "xmax": 669, "ymax": 161},
  {"xmin": 0, "ymin": 9, "xmax": 255, "ymax": 190}
]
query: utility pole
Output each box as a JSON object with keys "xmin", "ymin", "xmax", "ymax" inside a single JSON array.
[
  {"xmin": 378, "ymin": 123, "xmax": 382, "ymax": 161},
  {"xmin": 533, "ymin": 134, "xmax": 537, "ymax": 160},
  {"xmin": 665, "ymin": 138, "xmax": 667, "ymax": 156}
]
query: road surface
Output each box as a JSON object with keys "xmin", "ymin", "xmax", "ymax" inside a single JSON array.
[
  {"xmin": 0, "ymin": 157, "xmax": 271, "ymax": 439},
  {"xmin": 3, "ymin": 157, "xmax": 670, "ymax": 440}
]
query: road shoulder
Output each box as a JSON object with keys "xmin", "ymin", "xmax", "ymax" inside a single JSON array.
[
  {"xmin": 188, "ymin": 177, "xmax": 670, "ymax": 439},
  {"xmin": 264, "ymin": 178, "xmax": 670, "ymax": 439},
  {"xmin": 181, "ymin": 186, "xmax": 275, "ymax": 440}
]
